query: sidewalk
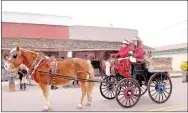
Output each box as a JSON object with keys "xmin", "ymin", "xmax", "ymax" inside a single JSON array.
[
  {"xmin": 1, "ymin": 79, "xmax": 20, "ymax": 87},
  {"xmin": 170, "ymin": 73, "xmax": 182, "ymax": 78},
  {"xmin": 1, "ymin": 79, "xmax": 37, "ymax": 87},
  {"xmin": 1, "ymin": 73, "xmax": 182, "ymax": 87}
]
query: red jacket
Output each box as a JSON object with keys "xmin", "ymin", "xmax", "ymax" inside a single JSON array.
[
  {"xmin": 116, "ymin": 45, "xmax": 133, "ymax": 58},
  {"xmin": 133, "ymin": 45, "xmax": 145, "ymax": 62}
]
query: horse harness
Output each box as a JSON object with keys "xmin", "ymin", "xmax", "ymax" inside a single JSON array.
[{"xmin": 28, "ymin": 53, "xmax": 57, "ymax": 86}]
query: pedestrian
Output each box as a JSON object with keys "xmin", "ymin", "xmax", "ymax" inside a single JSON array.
[
  {"xmin": 49, "ymin": 55, "xmax": 58, "ymax": 90},
  {"xmin": 28, "ymin": 74, "xmax": 33, "ymax": 86},
  {"xmin": 2, "ymin": 54, "xmax": 9, "ymax": 82},
  {"xmin": 21, "ymin": 73, "xmax": 27, "ymax": 91},
  {"xmin": 180, "ymin": 61, "xmax": 188, "ymax": 83},
  {"xmin": 105, "ymin": 57, "xmax": 111, "ymax": 76},
  {"xmin": 18, "ymin": 68, "xmax": 23, "ymax": 90},
  {"xmin": 8, "ymin": 69, "xmax": 17, "ymax": 92},
  {"xmin": 72, "ymin": 80, "xmax": 79, "ymax": 87},
  {"xmin": 18, "ymin": 64, "xmax": 28, "ymax": 90}
]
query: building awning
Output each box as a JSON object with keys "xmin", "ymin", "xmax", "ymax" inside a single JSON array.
[{"xmin": 2, "ymin": 38, "xmax": 153, "ymax": 51}]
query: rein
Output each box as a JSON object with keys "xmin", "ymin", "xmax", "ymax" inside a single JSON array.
[{"xmin": 18, "ymin": 50, "xmax": 46, "ymax": 75}]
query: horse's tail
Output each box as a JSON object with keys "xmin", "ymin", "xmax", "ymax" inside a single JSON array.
[{"xmin": 87, "ymin": 60, "xmax": 95, "ymax": 96}]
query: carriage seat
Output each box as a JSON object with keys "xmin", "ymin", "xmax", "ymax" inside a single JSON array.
[{"xmin": 133, "ymin": 61, "xmax": 146, "ymax": 72}]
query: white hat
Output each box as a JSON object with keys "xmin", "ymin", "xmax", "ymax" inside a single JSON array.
[
  {"xmin": 133, "ymin": 37, "xmax": 142, "ymax": 42},
  {"xmin": 122, "ymin": 40, "xmax": 130, "ymax": 44}
]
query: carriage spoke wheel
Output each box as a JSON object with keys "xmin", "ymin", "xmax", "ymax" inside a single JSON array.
[
  {"xmin": 148, "ymin": 72, "xmax": 172, "ymax": 103},
  {"xmin": 115, "ymin": 78, "xmax": 141, "ymax": 108},
  {"xmin": 100, "ymin": 76, "xmax": 118, "ymax": 99},
  {"xmin": 135, "ymin": 73, "xmax": 147, "ymax": 96}
]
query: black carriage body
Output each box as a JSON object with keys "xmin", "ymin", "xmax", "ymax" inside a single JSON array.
[
  {"xmin": 100, "ymin": 58, "xmax": 172, "ymax": 108},
  {"xmin": 132, "ymin": 62, "xmax": 169, "ymax": 82}
]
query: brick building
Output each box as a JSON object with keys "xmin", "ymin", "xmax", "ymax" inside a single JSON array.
[{"xmin": 2, "ymin": 11, "xmax": 153, "ymax": 75}]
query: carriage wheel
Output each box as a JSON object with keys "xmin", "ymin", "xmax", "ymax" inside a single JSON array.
[
  {"xmin": 115, "ymin": 78, "xmax": 141, "ymax": 108},
  {"xmin": 135, "ymin": 73, "xmax": 147, "ymax": 96},
  {"xmin": 100, "ymin": 76, "xmax": 118, "ymax": 100},
  {"xmin": 147, "ymin": 72, "xmax": 172, "ymax": 103}
]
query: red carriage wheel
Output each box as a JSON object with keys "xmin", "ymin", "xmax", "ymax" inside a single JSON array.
[{"xmin": 115, "ymin": 78, "xmax": 141, "ymax": 108}]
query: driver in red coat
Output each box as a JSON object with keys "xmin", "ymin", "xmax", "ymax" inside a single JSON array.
[
  {"xmin": 114, "ymin": 40, "xmax": 133, "ymax": 58},
  {"xmin": 132, "ymin": 37, "xmax": 145, "ymax": 62}
]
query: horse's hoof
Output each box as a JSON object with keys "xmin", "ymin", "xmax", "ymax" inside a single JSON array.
[
  {"xmin": 42, "ymin": 106, "xmax": 50, "ymax": 112},
  {"xmin": 86, "ymin": 103, "xmax": 91, "ymax": 106},
  {"xmin": 77, "ymin": 104, "xmax": 83, "ymax": 109}
]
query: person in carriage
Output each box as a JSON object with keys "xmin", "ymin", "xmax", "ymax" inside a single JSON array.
[
  {"xmin": 132, "ymin": 37, "xmax": 145, "ymax": 63},
  {"xmin": 112, "ymin": 39, "xmax": 133, "ymax": 78},
  {"xmin": 131, "ymin": 37, "xmax": 145, "ymax": 75},
  {"xmin": 113, "ymin": 39, "xmax": 133, "ymax": 58}
]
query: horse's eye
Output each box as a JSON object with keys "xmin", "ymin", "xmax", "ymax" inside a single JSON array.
[{"xmin": 13, "ymin": 54, "xmax": 17, "ymax": 59}]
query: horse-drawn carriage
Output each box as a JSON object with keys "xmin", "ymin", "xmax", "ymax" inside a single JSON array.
[
  {"xmin": 4, "ymin": 45, "xmax": 173, "ymax": 111},
  {"xmin": 100, "ymin": 54, "xmax": 173, "ymax": 108}
]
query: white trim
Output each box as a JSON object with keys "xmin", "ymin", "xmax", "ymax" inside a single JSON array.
[
  {"xmin": 122, "ymin": 40, "xmax": 129, "ymax": 44},
  {"xmin": 117, "ymin": 57, "xmax": 136, "ymax": 62},
  {"xmin": 2, "ymin": 11, "xmax": 73, "ymax": 26},
  {"xmin": 118, "ymin": 57, "xmax": 129, "ymax": 60},
  {"xmin": 130, "ymin": 56, "xmax": 136, "ymax": 63}
]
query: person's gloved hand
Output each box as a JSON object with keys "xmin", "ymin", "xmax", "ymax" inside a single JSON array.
[
  {"xmin": 116, "ymin": 55, "xmax": 120, "ymax": 58},
  {"xmin": 128, "ymin": 51, "xmax": 133, "ymax": 57},
  {"xmin": 128, "ymin": 53, "xmax": 132, "ymax": 57}
]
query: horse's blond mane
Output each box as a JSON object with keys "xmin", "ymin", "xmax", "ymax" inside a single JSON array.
[{"xmin": 21, "ymin": 48, "xmax": 39, "ymax": 55}]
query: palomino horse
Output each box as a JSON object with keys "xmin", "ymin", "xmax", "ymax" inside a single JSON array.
[{"xmin": 4, "ymin": 45, "xmax": 95, "ymax": 111}]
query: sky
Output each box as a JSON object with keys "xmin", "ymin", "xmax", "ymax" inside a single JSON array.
[{"xmin": 2, "ymin": 1, "xmax": 187, "ymax": 47}]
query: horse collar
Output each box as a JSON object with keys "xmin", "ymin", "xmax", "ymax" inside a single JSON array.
[{"xmin": 29, "ymin": 54, "xmax": 44, "ymax": 74}]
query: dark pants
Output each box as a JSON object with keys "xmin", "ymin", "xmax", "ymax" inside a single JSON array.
[
  {"xmin": 131, "ymin": 65, "xmax": 135, "ymax": 77},
  {"xmin": 72, "ymin": 80, "xmax": 79, "ymax": 85},
  {"xmin": 20, "ymin": 81, "xmax": 26, "ymax": 90},
  {"xmin": 20, "ymin": 80, "xmax": 22, "ymax": 89},
  {"xmin": 51, "ymin": 85, "xmax": 58, "ymax": 89}
]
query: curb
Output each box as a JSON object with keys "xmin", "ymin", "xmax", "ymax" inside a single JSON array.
[{"xmin": 170, "ymin": 75, "xmax": 182, "ymax": 78}]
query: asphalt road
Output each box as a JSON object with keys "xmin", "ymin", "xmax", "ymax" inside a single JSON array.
[{"xmin": 1, "ymin": 77, "xmax": 187, "ymax": 112}]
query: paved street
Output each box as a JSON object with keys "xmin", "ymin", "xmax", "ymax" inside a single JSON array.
[{"xmin": 2, "ymin": 77, "xmax": 187, "ymax": 112}]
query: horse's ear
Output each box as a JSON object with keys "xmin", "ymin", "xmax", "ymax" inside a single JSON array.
[{"xmin": 16, "ymin": 45, "xmax": 20, "ymax": 51}]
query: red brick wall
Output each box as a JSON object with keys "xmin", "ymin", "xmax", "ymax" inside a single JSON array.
[{"xmin": 2, "ymin": 22, "xmax": 69, "ymax": 39}]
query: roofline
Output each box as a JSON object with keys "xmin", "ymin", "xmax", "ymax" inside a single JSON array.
[
  {"xmin": 154, "ymin": 43, "xmax": 187, "ymax": 52},
  {"xmin": 2, "ymin": 11, "xmax": 73, "ymax": 26},
  {"xmin": 2, "ymin": 11, "xmax": 72, "ymax": 19},
  {"xmin": 154, "ymin": 48, "xmax": 187, "ymax": 52},
  {"xmin": 2, "ymin": 48, "xmax": 119, "ymax": 52},
  {"xmin": 154, "ymin": 42, "xmax": 187, "ymax": 48},
  {"xmin": 73, "ymin": 25, "xmax": 138, "ymax": 31}
]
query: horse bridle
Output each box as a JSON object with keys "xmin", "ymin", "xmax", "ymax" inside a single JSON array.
[{"xmin": 10, "ymin": 49, "xmax": 45, "ymax": 75}]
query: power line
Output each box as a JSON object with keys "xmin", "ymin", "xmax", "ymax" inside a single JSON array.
[{"xmin": 163, "ymin": 20, "xmax": 187, "ymax": 30}]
